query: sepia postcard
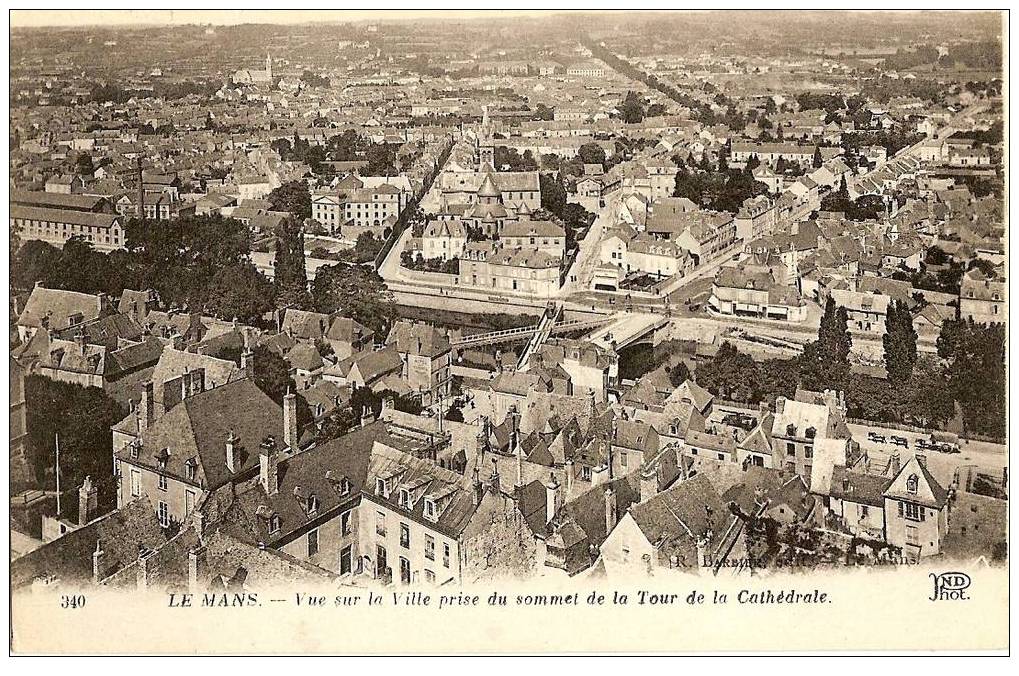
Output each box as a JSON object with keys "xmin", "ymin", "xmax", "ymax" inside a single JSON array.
[{"xmin": 6, "ymin": 7, "xmax": 1010, "ymax": 655}]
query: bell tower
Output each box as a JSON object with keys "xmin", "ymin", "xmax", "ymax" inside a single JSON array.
[{"xmin": 266, "ymin": 52, "xmax": 273, "ymax": 80}]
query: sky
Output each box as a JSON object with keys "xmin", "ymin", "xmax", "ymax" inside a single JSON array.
[{"xmin": 8, "ymin": 9, "xmax": 569, "ymax": 28}]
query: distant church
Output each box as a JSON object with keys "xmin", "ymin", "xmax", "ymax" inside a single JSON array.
[{"xmin": 233, "ymin": 53, "xmax": 273, "ymax": 86}]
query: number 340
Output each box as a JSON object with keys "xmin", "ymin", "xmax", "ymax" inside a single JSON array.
[{"xmin": 60, "ymin": 595, "xmax": 86, "ymax": 609}]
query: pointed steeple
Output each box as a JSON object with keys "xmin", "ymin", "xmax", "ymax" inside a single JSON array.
[{"xmin": 478, "ymin": 170, "xmax": 501, "ymax": 205}]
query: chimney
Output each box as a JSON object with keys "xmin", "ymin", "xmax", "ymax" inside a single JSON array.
[
  {"xmin": 888, "ymin": 452, "xmax": 901, "ymax": 476},
  {"xmin": 564, "ymin": 459, "xmax": 575, "ymax": 497},
  {"xmin": 241, "ymin": 346, "xmax": 254, "ymax": 378},
  {"xmin": 489, "ymin": 457, "xmax": 501, "ymax": 495},
  {"xmin": 136, "ymin": 547, "xmax": 153, "ymax": 591},
  {"xmin": 74, "ymin": 331, "xmax": 87, "ymax": 351},
  {"xmin": 136, "ymin": 157, "xmax": 145, "ymax": 221},
  {"xmin": 605, "ymin": 486, "xmax": 618, "ymax": 534},
  {"xmin": 188, "ymin": 546, "xmax": 208, "ymax": 594},
  {"xmin": 283, "ymin": 390, "xmax": 299, "ymax": 452},
  {"xmin": 92, "ymin": 541, "xmax": 105, "ymax": 583},
  {"xmin": 916, "ymin": 453, "xmax": 927, "ymax": 469},
  {"xmin": 225, "ymin": 430, "xmax": 239, "ymax": 473},
  {"xmin": 472, "ymin": 467, "xmax": 484, "ymax": 506},
  {"xmin": 78, "ymin": 475, "xmax": 97, "ymax": 527},
  {"xmin": 545, "ymin": 473, "xmax": 560, "ymax": 525},
  {"xmin": 190, "ymin": 368, "xmax": 206, "ymax": 397},
  {"xmin": 639, "ymin": 466, "xmax": 658, "ymax": 504},
  {"xmin": 775, "ymin": 396, "xmax": 787, "ymax": 414},
  {"xmin": 260, "ymin": 435, "xmax": 279, "ymax": 494},
  {"xmin": 139, "ymin": 380, "xmax": 154, "ymax": 432}
]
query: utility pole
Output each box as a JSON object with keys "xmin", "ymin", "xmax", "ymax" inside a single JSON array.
[{"xmin": 54, "ymin": 433, "xmax": 62, "ymax": 516}]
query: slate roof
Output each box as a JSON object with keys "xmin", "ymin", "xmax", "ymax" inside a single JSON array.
[
  {"xmin": 18, "ymin": 286, "xmax": 105, "ymax": 331},
  {"xmin": 119, "ymin": 379, "xmax": 283, "ymax": 489},
  {"xmin": 10, "ymin": 498, "xmax": 167, "ymax": 590}
]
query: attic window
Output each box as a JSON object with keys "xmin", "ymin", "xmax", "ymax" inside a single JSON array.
[
  {"xmin": 184, "ymin": 458, "xmax": 197, "ymax": 481},
  {"xmin": 376, "ymin": 478, "xmax": 388, "ymax": 497},
  {"xmin": 307, "ymin": 494, "xmax": 319, "ymax": 515},
  {"xmin": 786, "ymin": 424, "xmax": 797, "ymax": 437},
  {"xmin": 338, "ymin": 478, "xmax": 352, "ymax": 496},
  {"xmin": 130, "ymin": 443, "xmax": 140, "ymax": 460},
  {"xmin": 269, "ymin": 514, "xmax": 281, "ymax": 534},
  {"xmin": 906, "ymin": 474, "xmax": 919, "ymax": 495},
  {"xmin": 805, "ymin": 427, "xmax": 816, "ymax": 439},
  {"xmin": 398, "ymin": 488, "xmax": 411, "ymax": 509},
  {"xmin": 422, "ymin": 498, "xmax": 438, "ymax": 522}
]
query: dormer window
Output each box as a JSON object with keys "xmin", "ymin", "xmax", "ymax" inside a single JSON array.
[
  {"xmin": 269, "ymin": 514, "xmax": 281, "ymax": 534},
  {"xmin": 339, "ymin": 478, "xmax": 351, "ymax": 496},
  {"xmin": 424, "ymin": 499, "xmax": 438, "ymax": 522},
  {"xmin": 184, "ymin": 458, "xmax": 197, "ymax": 482},
  {"xmin": 398, "ymin": 488, "xmax": 411, "ymax": 509},
  {"xmin": 786, "ymin": 424, "xmax": 797, "ymax": 437},
  {"xmin": 805, "ymin": 427, "xmax": 816, "ymax": 440},
  {"xmin": 906, "ymin": 474, "xmax": 919, "ymax": 495},
  {"xmin": 376, "ymin": 478, "xmax": 388, "ymax": 497},
  {"xmin": 307, "ymin": 494, "xmax": 319, "ymax": 515},
  {"xmin": 130, "ymin": 443, "xmax": 140, "ymax": 460}
]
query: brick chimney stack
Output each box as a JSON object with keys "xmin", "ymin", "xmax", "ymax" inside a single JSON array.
[
  {"xmin": 260, "ymin": 435, "xmax": 279, "ymax": 494},
  {"xmin": 78, "ymin": 475, "xmax": 97, "ymax": 526},
  {"xmin": 225, "ymin": 430, "xmax": 239, "ymax": 473},
  {"xmin": 283, "ymin": 389, "xmax": 298, "ymax": 452}
]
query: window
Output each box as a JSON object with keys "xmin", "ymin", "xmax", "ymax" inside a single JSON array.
[
  {"xmin": 400, "ymin": 523, "xmax": 410, "ymax": 548},
  {"xmin": 398, "ymin": 488, "xmax": 410, "ymax": 508},
  {"xmin": 622, "ymin": 546, "xmax": 630, "ymax": 563},
  {"xmin": 786, "ymin": 442, "xmax": 795, "ymax": 456},
  {"xmin": 338, "ymin": 478, "xmax": 351, "ymax": 496},
  {"xmin": 905, "ymin": 474, "xmax": 919, "ymax": 495},
  {"xmin": 185, "ymin": 490, "xmax": 196, "ymax": 515},
  {"xmin": 130, "ymin": 470, "xmax": 141, "ymax": 497},
  {"xmin": 581, "ymin": 465, "xmax": 592, "ymax": 481},
  {"xmin": 443, "ymin": 543, "xmax": 450, "ymax": 568},
  {"xmin": 425, "ymin": 535, "xmax": 435, "ymax": 560},
  {"xmin": 906, "ymin": 525, "xmax": 919, "ymax": 546},
  {"xmin": 717, "ymin": 453, "xmax": 725, "ymax": 461},
  {"xmin": 804, "ymin": 446, "xmax": 813, "ymax": 459},
  {"xmin": 399, "ymin": 557, "xmax": 411, "ymax": 585},
  {"xmin": 341, "ymin": 510, "xmax": 353, "ymax": 536},
  {"xmin": 157, "ymin": 501, "xmax": 169, "ymax": 527},
  {"xmin": 899, "ymin": 501, "xmax": 926, "ymax": 521},
  {"xmin": 859, "ymin": 504, "xmax": 869, "ymax": 519},
  {"xmin": 376, "ymin": 511, "xmax": 386, "ymax": 537},
  {"xmin": 376, "ymin": 478, "xmax": 388, "ymax": 497},
  {"xmin": 307, "ymin": 494, "xmax": 319, "ymax": 515},
  {"xmin": 308, "ymin": 529, "xmax": 319, "ymax": 557},
  {"xmin": 270, "ymin": 514, "xmax": 281, "ymax": 533},
  {"xmin": 340, "ymin": 545, "xmax": 352, "ymax": 575},
  {"xmin": 805, "ymin": 427, "xmax": 816, "ymax": 439},
  {"xmin": 425, "ymin": 569, "xmax": 435, "ymax": 584},
  {"xmin": 158, "ymin": 474, "xmax": 167, "ymax": 491},
  {"xmin": 185, "ymin": 459, "xmax": 197, "ymax": 481},
  {"xmin": 620, "ymin": 452, "xmax": 627, "ymax": 468},
  {"xmin": 424, "ymin": 499, "xmax": 437, "ymax": 521}
]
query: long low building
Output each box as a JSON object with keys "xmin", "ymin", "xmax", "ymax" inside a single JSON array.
[{"xmin": 10, "ymin": 204, "xmax": 126, "ymax": 251}]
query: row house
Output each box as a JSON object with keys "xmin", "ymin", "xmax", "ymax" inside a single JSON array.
[{"xmin": 708, "ymin": 266, "xmax": 809, "ymax": 322}]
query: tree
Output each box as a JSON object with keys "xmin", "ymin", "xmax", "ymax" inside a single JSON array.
[
  {"xmin": 250, "ymin": 345, "xmax": 296, "ymax": 405},
  {"xmin": 666, "ymin": 361, "xmax": 691, "ymax": 388},
  {"xmin": 73, "ymin": 152, "xmax": 95, "ymax": 177},
  {"xmin": 267, "ymin": 180, "xmax": 312, "ymax": 221},
  {"xmin": 312, "ymin": 263, "xmax": 397, "ymax": 338},
  {"xmin": 578, "ymin": 142, "xmax": 607, "ymax": 167},
  {"xmin": 696, "ymin": 341, "xmax": 759, "ymax": 402},
  {"xmin": 812, "ymin": 146, "xmax": 823, "ymax": 168},
  {"xmin": 539, "ymin": 173, "xmax": 567, "ymax": 215},
  {"xmin": 883, "ymin": 300, "xmax": 918, "ymax": 383},
  {"xmin": 274, "ymin": 216, "xmax": 311, "ymax": 310},
  {"xmin": 24, "ymin": 376, "xmax": 126, "ymax": 511},
  {"xmin": 937, "ymin": 319, "xmax": 1005, "ymax": 438},
  {"xmin": 205, "ymin": 263, "xmax": 276, "ymax": 324},
  {"xmin": 800, "ymin": 297, "xmax": 852, "ymax": 391},
  {"xmin": 619, "ymin": 91, "xmax": 646, "ymax": 124}
]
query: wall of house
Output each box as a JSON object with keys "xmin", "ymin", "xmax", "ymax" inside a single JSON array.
[
  {"xmin": 598, "ymin": 513, "xmax": 658, "ymax": 576},
  {"xmin": 828, "ymin": 497, "xmax": 886, "ymax": 539},
  {"xmin": 883, "ymin": 498, "xmax": 944, "ymax": 557},
  {"xmin": 277, "ymin": 506, "xmax": 359, "ymax": 576},
  {"xmin": 116, "ymin": 459, "xmax": 201, "ymax": 527},
  {"xmin": 460, "ymin": 490, "xmax": 538, "ymax": 583},
  {"xmin": 358, "ymin": 495, "xmax": 461, "ymax": 585}
]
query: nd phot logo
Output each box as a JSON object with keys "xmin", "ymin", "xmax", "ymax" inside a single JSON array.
[{"xmin": 929, "ymin": 571, "xmax": 971, "ymax": 601}]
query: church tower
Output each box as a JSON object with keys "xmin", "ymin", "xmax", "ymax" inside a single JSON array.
[{"xmin": 266, "ymin": 52, "xmax": 273, "ymax": 80}]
